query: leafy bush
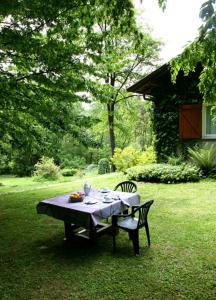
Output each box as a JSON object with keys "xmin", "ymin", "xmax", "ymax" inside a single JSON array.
[
  {"xmin": 98, "ymin": 158, "xmax": 110, "ymax": 175},
  {"xmin": 112, "ymin": 146, "xmax": 156, "ymax": 172},
  {"xmin": 188, "ymin": 144, "xmax": 216, "ymax": 176},
  {"xmin": 85, "ymin": 164, "xmax": 98, "ymax": 172},
  {"xmin": 33, "ymin": 157, "xmax": 60, "ymax": 181},
  {"xmin": 61, "ymin": 168, "xmax": 77, "ymax": 177},
  {"xmin": 126, "ymin": 163, "xmax": 201, "ymax": 183},
  {"xmin": 76, "ymin": 169, "xmax": 86, "ymax": 178},
  {"xmin": 60, "ymin": 156, "xmax": 86, "ymax": 169},
  {"xmin": 112, "ymin": 147, "xmax": 140, "ymax": 172},
  {"xmin": 0, "ymin": 154, "xmax": 13, "ymax": 175},
  {"xmin": 138, "ymin": 146, "xmax": 157, "ymax": 165},
  {"xmin": 167, "ymin": 155, "xmax": 183, "ymax": 166}
]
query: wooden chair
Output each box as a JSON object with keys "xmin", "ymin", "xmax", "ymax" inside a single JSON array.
[{"xmin": 112, "ymin": 200, "xmax": 154, "ymax": 255}]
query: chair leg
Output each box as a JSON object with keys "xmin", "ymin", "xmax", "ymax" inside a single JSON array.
[
  {"xmin": 128, "ymin": 231, "xmax": 133, "ymax": 240},
  {"xmin": 145, "ymin": 223, "xmax": 151, "ymax": 246},
  {"xmin": 131, "ymin": 230, "xmax": 139, "ymax": 255}
]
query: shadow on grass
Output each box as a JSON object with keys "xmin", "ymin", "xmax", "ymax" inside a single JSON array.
[
  {"xmin": 34, "ymin": 233, "xmax": 113, "ymax": 262},
  {"xmin": 34, "ymin": 232, "xmax": 152, "ymax": 264}
]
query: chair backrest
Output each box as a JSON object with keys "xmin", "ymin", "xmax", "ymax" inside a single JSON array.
[
  {"xmin": 133, "ymin": 200, "xmax": 154, "ymax": 228},
  {"xmin": 114, "ymin": 181, "xmax": 137, "ymax": 193}
]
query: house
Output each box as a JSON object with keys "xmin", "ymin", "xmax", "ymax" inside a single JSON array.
[{"xmin": 128, "ymin": 63, "xmax": 216, "ymax": 160}]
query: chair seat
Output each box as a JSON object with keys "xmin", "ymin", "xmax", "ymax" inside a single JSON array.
[
  {"xmin": 113, "ymin": 200, "xmax": 154, "ymax": 255},
  {"xmin": 117, "ymin": 217, "xmax": 138, "ymax": 230}
]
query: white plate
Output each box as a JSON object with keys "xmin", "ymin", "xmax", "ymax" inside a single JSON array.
[
  {"xmin": 84, "ymin": 200, "xmax": 98, "ymax": 205},
  {"xmin": 101, "ymin": 189, "xmax": 110, "ymax": 193},
  {"xmin": 103, "ymin": 199, "xmax": 113, "ymax": 203}
]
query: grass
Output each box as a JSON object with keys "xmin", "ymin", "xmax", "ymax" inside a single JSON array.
[
  {"xmin": 0, "ymin": 169, "xmax": 99, "ymax": 194},
  {"xmin": 0, "ymin": 174, "xmax": 216, "ymax": 299}
]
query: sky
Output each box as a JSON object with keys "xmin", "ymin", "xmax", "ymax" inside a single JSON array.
[{"xmin": 134, "ymin": 0, "xmax": 204, "ymax": 62}]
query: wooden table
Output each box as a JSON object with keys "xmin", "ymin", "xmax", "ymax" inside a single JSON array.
[{"xmin": 36, "ymin": 189, "xmax": 140, "ymax": 241}]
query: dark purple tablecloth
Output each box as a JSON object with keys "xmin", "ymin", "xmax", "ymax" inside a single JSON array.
[{"xmin": 37, "ymin": 190, "xmax": 140, "ymax": 227}]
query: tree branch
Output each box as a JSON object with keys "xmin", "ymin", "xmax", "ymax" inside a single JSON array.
[{"xmin": 112, "ymin": 55, "xmax": 142, "ymax": 102}]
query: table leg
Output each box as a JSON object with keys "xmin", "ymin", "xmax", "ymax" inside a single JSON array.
[
  {"xmin": 89, "ymin": 220, "xmax": 97, "ymax": 242},
  {"xmin": 64, "ymin": 222, "xmax": 76, "ymax": 240}
]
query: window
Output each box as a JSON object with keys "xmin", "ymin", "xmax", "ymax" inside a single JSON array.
[{"xmin": 202, "ymin": 105, "xmax": 216, "ymax": 139}]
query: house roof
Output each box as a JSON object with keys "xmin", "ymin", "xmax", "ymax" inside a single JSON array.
[{"xmin": 127, "ymin": 63, "xmax": 170, "ymax": 95}]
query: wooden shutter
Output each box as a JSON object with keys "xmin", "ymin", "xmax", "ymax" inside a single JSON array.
[{"xmin": 179, "ymin": 104, "xmax": 202, "ymax": 139}]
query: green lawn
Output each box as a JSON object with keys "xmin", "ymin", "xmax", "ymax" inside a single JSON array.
[{"xmin": 0, "ymin": 174, "xmax": 216, "ymax": 299}]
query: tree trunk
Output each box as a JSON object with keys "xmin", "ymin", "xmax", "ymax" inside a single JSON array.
[
  {"xmin": 106, "ymin": 73, "xmax": 116, "ymax": 172},
  {"xmin": 107, "ymin": 102, "xmax": 116, "ymax": 172}
]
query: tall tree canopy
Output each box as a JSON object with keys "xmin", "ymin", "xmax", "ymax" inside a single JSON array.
[
  {"xmin": 0, "ymin": 0, "xmax": 137, "ymax": 136},
  {"xmin": 0, "ymin": 0, "xmax": 139, "ymax": 174},
  {"xmin": 88, "ymin": 23, "xmax": 160, "ymax": 169}
]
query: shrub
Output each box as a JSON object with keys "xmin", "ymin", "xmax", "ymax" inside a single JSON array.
[
  {"xmin": 33, "ymin": 156, "xmax": 60, "ymax": 181},
  {"xmin": 112, "ymin": 146, "xmax": 156, "ymax": 172},
  {"xmin": 126, "ymin": 163, "xmax": 201, "ymax": 183},
  {"xmin": 60, "ymin": 156, "xmax": 86, "ymax": 169},
  {"xmin": 85, "ymin": 164, "xmax": 98, "ymax": 172},
  {"xmin": 98, "ymin": 158, "xmax": 110, "ymax": 175},
  {"xmin": 61, "ymin": 168, "xmax": 77, "ymax": 177},
  {"xmin": 167, "ymin": 155, "xmax": 183, "ymax": 166},
  {"xmin": 76, "ymin": 169, "xmax": 86, "ymax": 178},
  {"xmin": 112, "ymin": 147, "xmax": 140, "ymax": 172},
  {"xmin": 188, "ymin": 144, "xmax": 216, "ymax": 176},
  {"xmin": 138, "ymin": 146, "xmax": 157, "ymax": 165}
]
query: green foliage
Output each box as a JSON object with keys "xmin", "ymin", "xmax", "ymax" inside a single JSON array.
[
  {"xmin": 88, "ymin": 19, "xmax": 160, "ymax": 163},
  {"xmin": 0, "ymin": 0, "xmax": 139, "ymax": 175},
  {"xmin": 153, "ymin": 96, "xmax": 179, "ymax": 161},
  {"xmin": 171, "ymin": 1, "xmax": 216, "ymax": 104},
  {"xmin": 112, "ymin": 147, "xmax": 140, "ymax": 172},
  {"xmin": 112, "ymin": 146, "xmax": 156, "ymax": 172},
  {"xmin": 138, "ymin": 146, "xmax": 157, "ymax": 165},
  {"xmin": 98, "ymin": 158, "xmax": 110, "ymax": 175},
  {"xmin": 61, "ymin": 168, "xmax": 77, "ymax": 177},
  {"xmin": 33, "ymin": 157, "xmax": 60, "ymax": 181},
  {"xmin": 167, "ymin": 155, "xmax": 183, "ymax": 166},
  {"xmin": 60, "ymin": 156, "xmax": 86, "ymax": 170},
  {"xmin": 188, "ymin": 144, "xmax": 216, "ymax": 176},
  {"xmin": 126, "ymin": 163, "xmax": 201, "ymax": 183},
  {"xmin": 85, "ymin": 164, "xmax": 98, "ymax": 172},
  {"xmin": 89, "ymin": 99, "xmax": 155, "ymax": 164},
  {"xmin": 152, "ymin": 68, "xmax": 202, "ymax": 160}
]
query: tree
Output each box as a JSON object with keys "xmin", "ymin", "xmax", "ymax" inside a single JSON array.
[
  {"xmin": 0, "ymin": 0, "xmax": 138, "ymax": 136},
  {"xmin": 89, "ymin": 24, "xmax": 160, "ymax": 170},
  {"xmin": 0, "ymin": 0, "xmax": 139, "ymax": 174},
  {"xmin": 90, "ymin": 96, "xmax": 154, "ymax": 149}
]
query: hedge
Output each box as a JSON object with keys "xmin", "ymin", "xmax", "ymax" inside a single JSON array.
[{"xmin": 126, "ymin": 163, "xmax": 201, "ymax": 183}]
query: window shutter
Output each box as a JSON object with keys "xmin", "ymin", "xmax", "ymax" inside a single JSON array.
[{"xmin": 179, "ymin": 104, "xmax": 202, "ymax": 139}]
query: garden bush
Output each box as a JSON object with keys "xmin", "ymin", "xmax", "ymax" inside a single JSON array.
[
  {"xmin": 61, "ymin": 168, "xmax": 77, "ymax": 177},
  {"xmin": 112, "ymin": 146, "xmax": 156, "ymax": 172},
  {"xmin": 33, "ymin": 156, "xmax": 60, "ymax": 181},
  {"xmin": 98, "ymin": 158, "xmax": 110, "ymax": 175},
  {"xmin": 85, "ymin": 164, "xmax": 98, "ymax": 172},
  {"xmin": 188, "ymin": 144, "xmax": 216, "ymax": 177},
  {"xmin": 138, "ymin": 146, "xmax": 157, "ymax": 165},
  {"xmin": 126, "ymin": 163, "xmax": 201, "ymax": 183},
  {"xmin": 60, "ymin": 156, "xmax": 86, "ymax": 169},
  {"xmin": 166, "ymin": 155, "xmax": 183, "ymax": 166}
]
